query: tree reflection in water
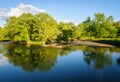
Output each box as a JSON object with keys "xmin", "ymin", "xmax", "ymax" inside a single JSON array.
[
  {"xmin": 4, "ymin": 44, "xmax": 120, "ymax": 72},
  {"xmin": 83, "ymin": 47, "xmax": 112, "ymax": 69},
  {"xmin": 5, "ymin": 44, "xmax": 62, "ymax": 72},
  {"xmin": 117, "ymin": 57, "xmax": 120, "ymax": 66}
]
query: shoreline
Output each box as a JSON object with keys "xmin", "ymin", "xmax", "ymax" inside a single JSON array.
[
  {"xmin": 0, "ymin": 40, "xmax": 117, "ymax": 48},
  {"xmin": 42, "ymin": 41, "xmax": 115, "ymax": 48}
]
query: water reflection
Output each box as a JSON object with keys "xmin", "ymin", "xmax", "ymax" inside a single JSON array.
[
  {"xmin": 0, "ymin": 42, "xmax": 9, "ymax": 66},
  {"xmin": 5, "ymin": 44, "xmax": 63, "ymax": 72},
  {"xmin": 83, "ymin": 47, "xmax": 112, "ymax": 69},
  {"xmin": 4, "ymin": 43, "xmax": 120, "ymax": 72},
  {"xmin": 0, "ymin": 54, "xmax": 8, "ymax": 66},
  {"xmin": 117, "ymin": 57, "xmax": 120, "ymax": 66}
]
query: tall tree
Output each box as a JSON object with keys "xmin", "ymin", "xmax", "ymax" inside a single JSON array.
[
  {"xmin": 36, "ymin": 13, "xmax": 59, "ymax": 45},
  {"xmin": 104, "ymin": 16, "xmax": 117, "ymax": 38},
  {"xmin": 94, "ymin": 13, "xmax": 105, "ymax": 38},
  {"xmin": 5, "ymin": 15, "xmax": 31, "ymax": 42},
  {"xmin": 17, "ymin": 13, "xmax": 39, "ymax": 42}
]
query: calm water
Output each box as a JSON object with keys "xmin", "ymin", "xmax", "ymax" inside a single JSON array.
[{"xmin": 0, "ymin": 42, "xmax": 120, "ymax": 82}]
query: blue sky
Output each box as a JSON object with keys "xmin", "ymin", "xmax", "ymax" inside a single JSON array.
[{"xmin": 0, "ymin": 0, "xmax": 120, "ymax": 26}]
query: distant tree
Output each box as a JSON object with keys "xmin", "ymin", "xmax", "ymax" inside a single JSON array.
[{"xmin": 94, "ymin": 13, "xmax": 105, "ymax": 38}]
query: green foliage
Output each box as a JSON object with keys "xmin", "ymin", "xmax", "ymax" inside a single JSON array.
[
  {"xmin": 78, "ymin": 13, "xmax": 118, "ymax": 39},
  {"xmin": 114, "ymin": 21, "xmax": 120, "ymax": 37},
  {"xmin": 0, "ymin": 12, "xmax": 120, "ymax": 44},
  {"xmin": 77, "ymin": 17, "xmax": 92, "ymax": 38},
  {"xmin": 72, "ymin": 26, "xmax": 81, "ymax": 39},
  {"xmin": 5, "ymin": 16, "xmax": 30, "ymax": 42},
  {"xmin": 0, "ymin": 26, "xmax": 9, "ymax": 41},
  {"xmin": 57, "ymin": 22, "xmax": 75, "ymax": 43},
  {"xmin": 4, "ymin": 13, "xmax": 59, "ymax": 44},
  {"xmin": 94, "ymin": 13, "xmax": 105, "ymax": 38},
  {"xmin": 36, "ymin": 13, "xmax": 59, "ymax": 44},
  {"xmin": 18, "ymin": 13, "xmax": 38, "ymax": 41},
  {"xmin": 0, "ymin": 26, "xmax": 4, "ymax": 40}
]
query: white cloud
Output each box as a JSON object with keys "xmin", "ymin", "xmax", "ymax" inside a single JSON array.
[
  {"xmin": 0, "ymin": 3, "xmax": 45, "ymax": 20},
  {"xmin": 0, "ymin": 11, "xmax": 8, "ymax": 20}
]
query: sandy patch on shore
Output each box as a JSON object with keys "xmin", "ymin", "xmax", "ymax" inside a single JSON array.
[{"xmin": 43, "ymin": 41, "xmax": 115, "ymax": 48}]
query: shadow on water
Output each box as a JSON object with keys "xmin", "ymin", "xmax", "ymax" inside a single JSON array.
[{"xmin": 3, "ymin": 43, "xmax": 120, "ymax": 72}]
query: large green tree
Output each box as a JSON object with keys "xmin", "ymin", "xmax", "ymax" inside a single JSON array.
[
  {"xmin": 104, "ymin": 16, "xmax": 117, "ymax": 38},
  {"xmin": 94, "ymin": 13, "xmax": 105, "ymax": 38},
  {"xmin": 18, "ymin": 13, "xmax": 39, "ymax": 42},
  {"xmin": 5, "ymin": 13, "xmax": 59, "ymax": 44},
  {"xmin": 36, "ymin": 13, "xmax": 59, "ymax": 44},
  {"xmin": 5, "ymin": 15, "xmax": 30, "ymax": 42}
]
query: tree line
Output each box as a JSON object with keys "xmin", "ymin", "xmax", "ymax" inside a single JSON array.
[{"xmin": 0, "ymin": 12, "xmax": 120, "ymax": 45}]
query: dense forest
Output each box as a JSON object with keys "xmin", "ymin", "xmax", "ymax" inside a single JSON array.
[{"xmin": 0, "ymin": 12, "xmax": 120, "ymax": 45}]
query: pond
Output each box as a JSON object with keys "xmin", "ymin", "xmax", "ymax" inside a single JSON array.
[{"xmin": 0, "ymin": 42, "xmax": 120, "ymax": 82}]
